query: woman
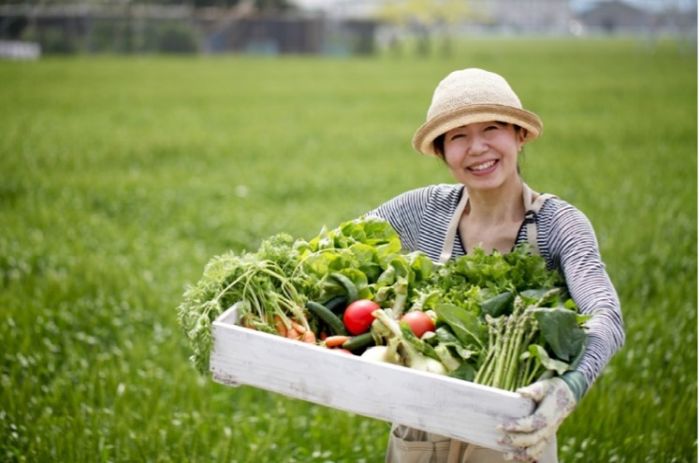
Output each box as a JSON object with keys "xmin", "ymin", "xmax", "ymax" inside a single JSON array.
[{"xmin": 367, "ymin": 68, "xmax": 625, "ymax": 463}]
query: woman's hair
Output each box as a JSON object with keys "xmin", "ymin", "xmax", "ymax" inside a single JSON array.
[
  {"xmin": 432, "ymin": 123, "xmax": 526, "ymax": 164},
  {"xmin": 433, "ymin": 133, "xmax": 447, "ymax": 160}
]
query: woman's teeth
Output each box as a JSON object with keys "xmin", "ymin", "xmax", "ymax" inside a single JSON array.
[{"xmin": 469, "ymin": 160, "xmax": 496, "ymax": 171}]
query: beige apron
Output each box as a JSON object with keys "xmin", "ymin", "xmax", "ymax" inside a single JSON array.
[
  {"xmin": 385, "ymin": 425, "xmax": 558, "ymax": 463},
  {"xmin": 385, "ymin": 184, "xmax": 558, "ymax": 463}
]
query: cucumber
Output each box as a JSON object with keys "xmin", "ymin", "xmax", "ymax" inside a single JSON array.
[
  {"xmin": 306, "ymin": 300, "xmax": 347, "ymax": 336},
  {"xmin": 323, "ymin": 295, "xmax": 349, "ymax": 315},
  {"xmin": 342, "ymin": 332, "xmax": 375, "ymax": 352},
  {"xmin": 330, "ymin": 272, "xmax": 359, "ymax": 302}
]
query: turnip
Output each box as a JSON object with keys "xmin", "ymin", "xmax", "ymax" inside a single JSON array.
[
  {"xmin": 360, "ymin": 346, "xmax": 390, "ymax": 363},
  {"xmin": 372, "ymin": 309, "xmax": 447, "ymax": 375}
]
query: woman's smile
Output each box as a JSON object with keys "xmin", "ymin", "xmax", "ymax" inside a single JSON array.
[{"xmin": 467, "ymin": 158, "xmax": 499, "ymax": 175}]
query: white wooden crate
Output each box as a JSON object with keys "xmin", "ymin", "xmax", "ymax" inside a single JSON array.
[{"xmin": 210, "ymin": 304, "xmax": 534, "ymax": 452}]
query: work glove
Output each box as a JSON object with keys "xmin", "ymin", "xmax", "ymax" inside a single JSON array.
[{"xmin": 497, "ymin": 377, "xmax": 577, "ymax": 462}]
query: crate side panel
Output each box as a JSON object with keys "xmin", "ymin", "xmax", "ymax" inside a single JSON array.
[{"xmin": 210, "ymin": 322, "xmax": 533, "ymax": 451}]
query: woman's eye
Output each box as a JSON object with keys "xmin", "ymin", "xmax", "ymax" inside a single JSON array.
[
  {"xmin": 450, "ymin": 133, "xmax": 465, "ymax": 141},
  {"xmin": 485, "ymin": 125, "xmax": 499, "ymax": 131}
]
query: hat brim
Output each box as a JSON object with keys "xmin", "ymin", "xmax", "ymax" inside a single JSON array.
[{"xmin": 412, "ymin": 104, "xmax": 543, "ymax": 157}]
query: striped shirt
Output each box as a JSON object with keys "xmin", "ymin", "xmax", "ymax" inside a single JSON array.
[{"xmin": 366, "ymin": 183, "xmax": 625, "ymax": 388}]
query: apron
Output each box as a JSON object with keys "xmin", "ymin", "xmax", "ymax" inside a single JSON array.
[
  {"xmin": 385, "ymin": 425, "xmax": 558, "ymax": 463},
  {"xmin": 386, "ymin": 183, "xmax": 558, "ymax": 463},
  {"xmin": 439, "ymin": 183, "xmax": 554, "ymax": 264}
]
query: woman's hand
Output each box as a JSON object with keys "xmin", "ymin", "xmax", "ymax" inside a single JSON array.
[{"xmin": 498, "ymin": 377, "xmax": 576, "ymax": 462}]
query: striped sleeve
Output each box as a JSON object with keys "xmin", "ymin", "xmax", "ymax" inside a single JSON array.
[
  {"xmin": 546, "ymin": 203, "xmax": 626, "ymax": 389},
  {"xmin": 364, "ymin": 186, "xmax": 437, "ymax": 253}
]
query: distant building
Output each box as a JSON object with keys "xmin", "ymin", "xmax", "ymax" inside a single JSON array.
[
  {"xmin": 576, "ymin": 0, "xmax": 652, "ymax": 34},
  {"xmin": 0, "ymin": 3, "xmax": 199, "ymax": 53},
  {"xmin": 0, "ymin": 40, "xmax": 41, "ymax": 59},
  {"xmin": 199, "ymin": 12, "xmax": 325, "ymax": 54},
  {"xmin": 651, "ymin": 5, "xmax": 697, "ymax": 37},
  {"xmin": 293, "ymin": 0, "xmax": 575, "ymax": 36},
  {"xmin": 293, "ymin": 0, "xmax": 696, "ymax": 39},
  {"xmin": 198, "ymin": 10, "xmax": 377, "ymax": 55},
  {"xmin": 0, "ymin": 3, "xmax": 379, "ymax": 55},
  {"xmin": 0, "ymin": 1, "xmax": 694, "ymax": 56},
  {"xmin": 465, "ymin": 0, "xmax": 574, "ymax": 35}
]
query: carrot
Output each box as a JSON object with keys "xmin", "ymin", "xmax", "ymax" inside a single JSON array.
[
  {"xmin": 302, "ymin": 330, "xmax": 316, "ymax": 344},
  {"xmin": 274, "ymin": 315, "xmax": 287, "ymax": 337},
  {"xmin": 286, "ymin": 328, "xmax": 301, "ymax": 340},
  {"xmin": 324, "ymin": 335, "xmax": 350, "ymax": 348},
  {"xmin": 291, "ymin": 321, "xmax": 307, "ymax": 334}
]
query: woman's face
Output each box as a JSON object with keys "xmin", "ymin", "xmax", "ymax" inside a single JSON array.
[{"xmin": 443, "ymin": 121, "xmax": 526, "ymax": 192}]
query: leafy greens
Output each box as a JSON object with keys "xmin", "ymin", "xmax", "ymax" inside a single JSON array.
[{"xmin": 177, "ymin": 217, "xmax": 588, "ymax": 391}]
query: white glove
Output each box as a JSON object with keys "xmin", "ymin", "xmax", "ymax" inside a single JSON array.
[{"xmin": 498, "ymin": 377, "xmax": 576, "ymax": 462}]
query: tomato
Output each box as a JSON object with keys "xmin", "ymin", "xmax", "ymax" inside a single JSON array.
[
  {"xmin": 401, "ymin": 311, "xmax": 436, "ymax": 338},
  {"xmin": 343, "ymin": 299, "xmax": 380, "ymax": 335}
]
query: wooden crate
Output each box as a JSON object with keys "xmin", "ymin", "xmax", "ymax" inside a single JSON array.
[{"xmin": 210, "ymin": 303, "xmax": 534, "ymax": 452}]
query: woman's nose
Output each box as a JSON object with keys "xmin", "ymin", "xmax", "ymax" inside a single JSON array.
[{"xmin": 466, "ymin": 135, "xmax": 488, "ymax": 156}]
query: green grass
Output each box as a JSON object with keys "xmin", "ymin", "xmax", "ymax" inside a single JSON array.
[{"xmin": 0, "ymin": 38, "xmax": 696, "ymax": 462}]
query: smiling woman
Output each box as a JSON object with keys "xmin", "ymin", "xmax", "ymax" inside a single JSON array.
[
  {"xmin": 364, "ymin": 68, "xmax": 625, "ymax": 463},
  {"xmin": 443, "ymin": 122, "xmax": 523, "ymax": 198}
]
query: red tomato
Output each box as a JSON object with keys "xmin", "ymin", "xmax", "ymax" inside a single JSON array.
[
  {"xmin": 343, "ymin": 299, "xmax": 380, "ymax": 335},
  {"xmin": 401, "ymin": 311, "xmax": 436, "ymax": 338}
]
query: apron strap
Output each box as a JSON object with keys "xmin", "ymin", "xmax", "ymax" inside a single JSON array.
[
  {"xmin": 522, "ymin": 183, "xmax": 555, "ymax": 255},
  {"xmin": 439, "ymin": 188, "xmax": 469, "ymax": 264},
  {"xmin": 440, "ymin": 184, "xmax": 555, "ymax": 263}
]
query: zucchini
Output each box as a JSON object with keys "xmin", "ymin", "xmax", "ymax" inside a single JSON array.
[
  {"xmin": 343, "ymin": 332, "xmax": 375, "ymax": 352},
  {"xmin": 330, "ymin": 272, "xmax": 359, "ymax": 302},
  {"xmin": 323, "ymin": 295, "xmax": 348, "ymax": 315},
  {"xmin": 306, "ymin": 300, "xmax": 347, "ymax": 336}
]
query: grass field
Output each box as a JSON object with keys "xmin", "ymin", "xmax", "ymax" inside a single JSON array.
[{"xmin": 0, "ymin": 38, "xmax": 696, "ymax": 462}]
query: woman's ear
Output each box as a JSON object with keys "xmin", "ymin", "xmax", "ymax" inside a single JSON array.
[{"xmin": 516, "ymin": 128, "xmax": 527, "ymax": 152}]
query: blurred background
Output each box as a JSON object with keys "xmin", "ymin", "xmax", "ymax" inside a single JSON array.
[
  {"xmin": 0, "ymin": 1, "xmax": 696, "ymax": 462},
  {"xmin": 0, "ymin": 0, "xmax": 696, "ymax": 58}
]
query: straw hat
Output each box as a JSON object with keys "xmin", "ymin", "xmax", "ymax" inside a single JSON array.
[{"xmin": 412, "ymin": 68, "xmax": 543, "ymax": 157}]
